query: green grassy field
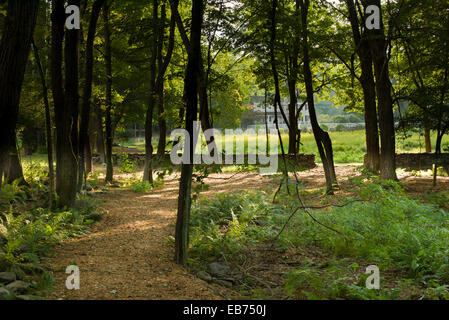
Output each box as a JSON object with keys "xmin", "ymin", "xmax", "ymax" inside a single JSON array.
[{"xmin": 120, "ymin": 130, "xmax": 449, "ymax": 164}]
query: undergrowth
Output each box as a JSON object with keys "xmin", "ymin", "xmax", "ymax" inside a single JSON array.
[
  {"xmin": 188, "ymin": 177, "xmax": 449, "ymax": 300},
  {"xmin": 0, "ymin": 162, "xmax": 103, "ymax": 300}
]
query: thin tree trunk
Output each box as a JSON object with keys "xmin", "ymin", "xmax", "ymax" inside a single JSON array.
[
  {"xmin": 32, "ymin": 39, "xmax": 55, "ymax": 208},
  {"xmin": 269, "ymin": 0, "xmax": 291, "ymax": 187},
  {"xmin": 170, "ymin": 0, "xmax": 216, "ymax": 155},
  {"xmin": 156, "ymin": 4, "xmax": 167, "ymax": 157},
  {"xmin": 264, "ymin": 89, "xmax": 269, "ymax": 155},
  {"xmin": 155, "ymin": 4, "xmax": 177, "ymax": 158},
  {"xmin": 288, "ymin": 79, "xmax": 298, "ymax": 155},
  {"xmin": 103, "ymin": 2, "xmax": 113, "ymax": 183},
  {"xmin": 78, "ymin": 0, "xmax": 105, "ymax": 191},
  {"xmin": 299, "ymin": 0, "xmax": 337, "ymax": 194},
  {"xmin": 175, "ymin": 0, "xmax": 204, "ymax": 266},
  {"xmin": 94, "ymin": 101, "xmax": 106, "ymax": 162},
  {"xmin": 143, "ymin": 0, "xmax": 159, "ymax": 184},
  {"xmin": 0, "ymin": 0, "xmax": 39, "ymax": 186},
  {"xmin": 425, "ymin": 125, "xmax": 432, "ymax": 153},
  {"xmin": 287, "ymin": 5, "xmax": 300, "ymax": 155}
]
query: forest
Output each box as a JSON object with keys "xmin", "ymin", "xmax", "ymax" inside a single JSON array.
[{"xmin": 0, "ymin": 0, "xmax": 449, "ymax": 302}]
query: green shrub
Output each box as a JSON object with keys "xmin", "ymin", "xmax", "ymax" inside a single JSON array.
[
  {"xmin": 122, "ymin": 175, "xmax": 165, "ymax": 193},
  {"xmin": 118, "ymin": 153, "xmax": 136, "ymax": 174},
  {"xmin": 280, "ymin": 180, "xmax": 449, "ymax": 283}
]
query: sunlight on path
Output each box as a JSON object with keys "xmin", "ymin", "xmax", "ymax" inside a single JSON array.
[{"xmin": 45, "ymin": 172, "xmax": 272, "ymax": 300}]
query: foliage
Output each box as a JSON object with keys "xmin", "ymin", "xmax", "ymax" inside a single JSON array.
[
  {"xmin": 118, "ymin": 153, "xmax": 137, "ymax": 174},
  {"xmin": 122, "ymin": 174, "xmax": 165, "ymax": 193},
  {"xmin": 188, "ymin": 178, "xmax": 449, "ymax": 299}
]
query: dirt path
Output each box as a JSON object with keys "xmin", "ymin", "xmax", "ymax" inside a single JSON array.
[{"xmin": 45, "ymin": 172, "xmax": 274, "ymax": 300}]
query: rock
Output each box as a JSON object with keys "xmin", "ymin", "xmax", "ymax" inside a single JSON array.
[
  {"xmin": 208, "ymin": 262, "xmax": 230, "ymax": 277},
  {"xmin": 197, "ymin": 271, "xmax": 212, "ymax": 282},
  {"xmin": 0, "ymin": 287, "xmax": 10, "ymax": 298},
  {"xmin": 6, "ymin": 280, "xmax": 30, "ymax": 293},
  {"xmin": 0, "ymin": 272, "xmax": 16, "ymax": 284},
  {"xmin": 213, "ymin": 279, "xmax": 233, "ymax": 288},
  {"xmin": 82, "ymin": 184, "xmax": 93, "ymax": 191},
  {"xmin": 16, "ymin": 295, "xmax": 41, "ymax": 300}
]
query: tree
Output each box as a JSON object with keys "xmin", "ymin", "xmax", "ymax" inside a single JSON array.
[
  {"xmin": 362, "ymin": 0, "xmax": 397, "ymax": 180},
  {"xmin": 345, "ymin": 0, "xmax": 380, "ymax": 172},
  {"xmin": 103, "ymin": 0, "xmax": 114, "ymax": 183},
  {"xmin": 143, "ymin": 0, "xmax": 160, "ymax": 183},
  {"xmin": 155, "ymin": 2, "xmax": 176, "ymax": 157},
  {"xmin": 0, "ymin": 0, "xmax": 39, "ymax": 186},
  {"xmin": 298, "ymin": 0, "xmax": 338, "ymax": 194},
  {"xmin": 175, "ymin": 0, "xmax": 204, "ymax": 266},
  {"xmin": 78, "ymin": 0, "xmax": 106, "ymax": 191},
  {"xmin": 32, "ymin": 39, "xmax": 55, "ymax": 207},
  {"xmin": 51, "ymin": 0, "xmax": 81, "ymax": 207}
]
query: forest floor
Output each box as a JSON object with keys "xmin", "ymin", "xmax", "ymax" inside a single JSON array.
[
  {"xmin": 44, "ymin": 168, "xmax": 277, "ymax": 299},
  {"xmin": 44, "ymin": 164, "xmax": 449, "ymax": 300}
]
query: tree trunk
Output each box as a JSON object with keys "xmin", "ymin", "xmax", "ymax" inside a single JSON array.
[
  {"xmin": 362, "ymin": 0, "xmax": 397, "ymax": 180},
  {"xmin": 78, "ymin": 0, "xmax": 105, "ymax": 191},
  {"xmin": 170, "ymin": 0, "xmax": 216, "ymax": 155},
  {"xmin": 287, "ymin": 5, "xmax": 300, "ymax": 155},
  {"xmin": 32, "ymin": 39, "xmax": 55, "ymax": 207},
  {"xmin": 103, "ymin": 2, "xmax": 113, "ymax": 183},
  {"xmin": 0, "ymin": 0, "xmax": 39, "ymax": 186},
  {"xmin": 95, "ymin": 101, "xmax": 106, "ymax": 163},
  {"xmin": 143, "ymin": 0, "xmax": 159, "ymax": 184},
  {"xmin": 346, "ymin": 0, "xmax": 380, "ymax": 172},
  {"xmin": 299, "ymin": 0, "xmax": 337, "ymax": 194},
  {"xmin": 175, "ymin": 0, "xmax": 203, "ymax": 266},
  {"xmin": 288, "ymin": 79, "xmax": 298, "ymax": 155},
  {"xmin": 56, "ymin": 0, "xmax": 81, "ymax": 207},
  {"xmin": 4, "ymin": 142, "xmax": 26, "ymax": 184},
  {"xmin": 269, "ymin": 0, "xmax": 291, "ymax": 185},
  {"xmin": 424, "ymin": 125, "xmax": 432, "ymax": 153},
  {"xmin": 156, "ymin": 4, "xmax": 167, "ymax": 157}
]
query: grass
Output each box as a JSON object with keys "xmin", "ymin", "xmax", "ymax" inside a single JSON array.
[{"xmin": 121, "ymin": 130, "xmax": 449, "ymax": 164}]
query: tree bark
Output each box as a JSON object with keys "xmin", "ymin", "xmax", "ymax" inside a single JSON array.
[
  {"xmin": 299, "ymin": 0, "xmax": 337, "ymax": 194},
  {"xmin": 346, "ymin": 0, "xmax": 380, "ymax": 172},
  {"xmin": 424, "ymin": 125, "xmax": 432, "ymax": 153},
  {"xmin": 143, "ymin": 0, "xmax": 159, "ymax": 183},
  {"xmin": 156, "ymin": 4, "xmax": 167, "ymax": 157},
  {"xmin": 170, "ymin": 0, "xmax": 216, "ymax": 155},
  {"xmin": 175, "ymin": 0, "xmax": 204, "ymax": 266},
  {"xmin": 32, "ymin": 39, "xmax": 55, "ymax": 207},
  {"xmin": 287, "ymin": 3, "xmax": 301, "ymax": 155},
  {"xmin": 0, "ymin": 0, "xmax": 39, "ymax": 186},
  {"xmin": 94, "ymin": 101, "xmax": 106, "ymax": 162},
  {"xmin": 156, "ymin": 4, "xmax": 176, "ymax": 158},
  {"xmin": 78, "ymin": 0, "xmax": 105, "ymax": 191},
  {"xmin": 103, "ymin": 2, "xmax": 113, "ymax": 183},
  {"xmin": 362, "ymin": 0, "xmax": 397, "ymax": 180},
  {"xmin": 287, "ymin": 80, "xmax": 298, "ymax": 155}
]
